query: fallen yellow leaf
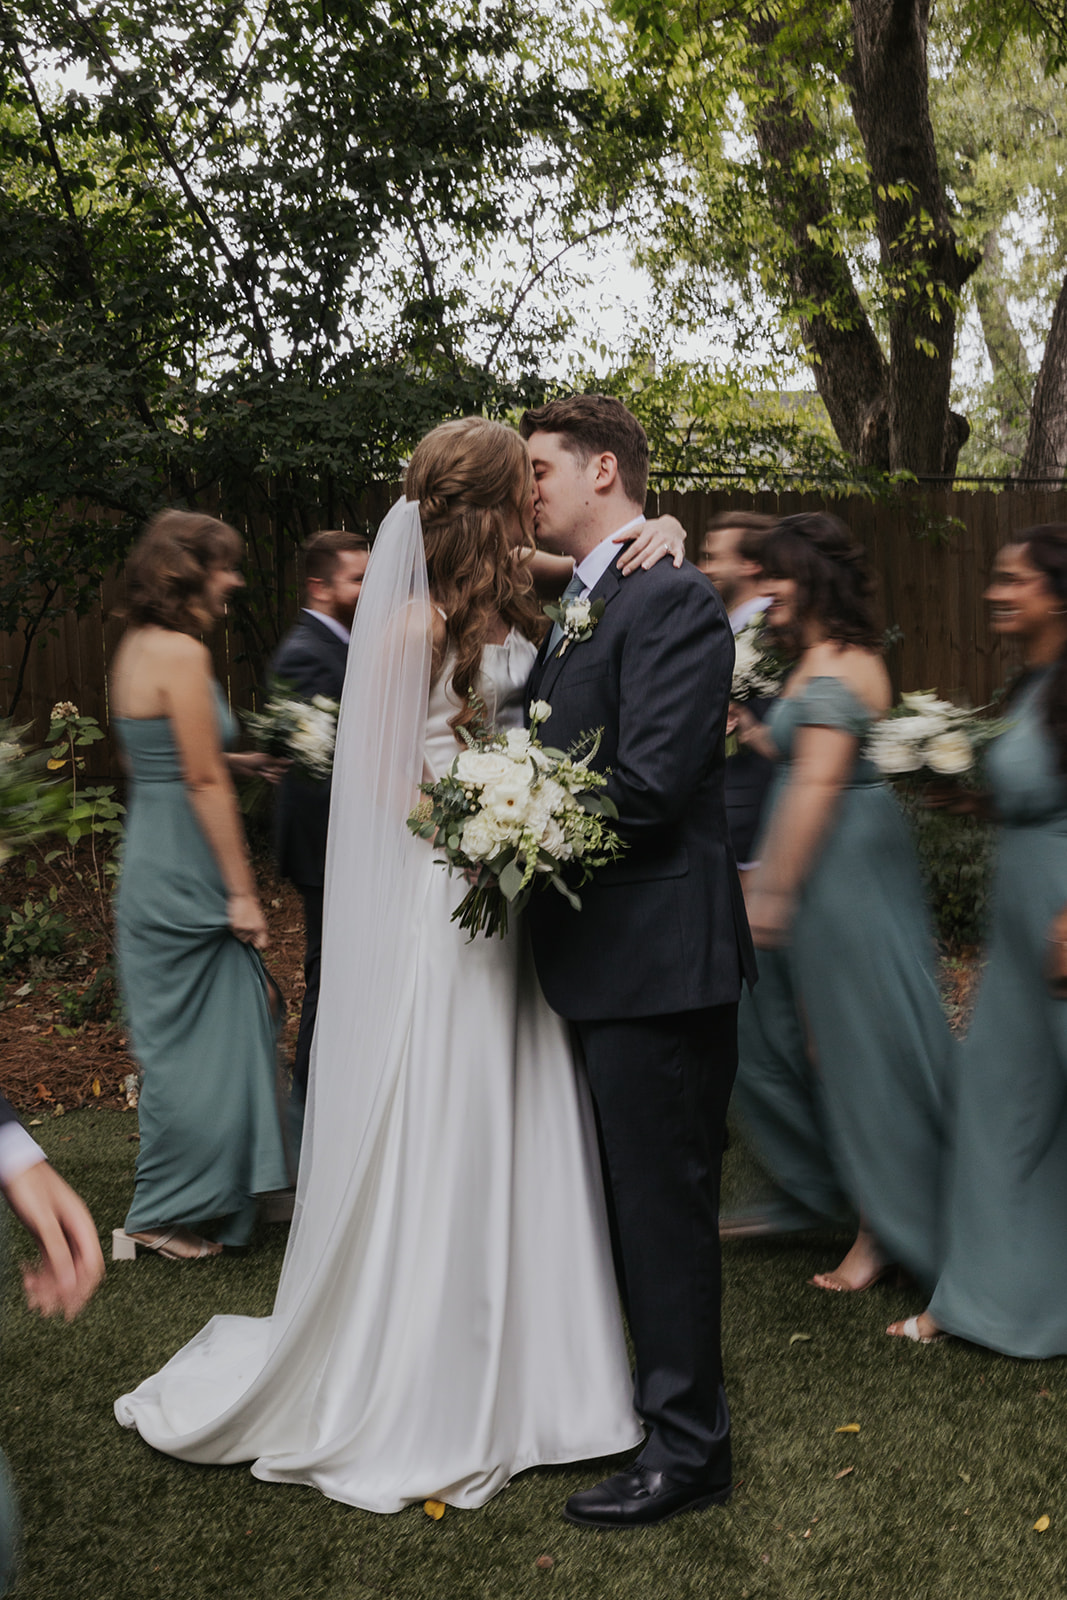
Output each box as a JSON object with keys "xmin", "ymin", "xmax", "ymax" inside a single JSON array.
[
  {"xmin": 92, "ymin": 1078, "xmax": 102, "ymax": 1097},
  {"xmin": 789, "ymin": 1332, "xmax": 812, "ymax": 1345},
  {"xmin": 424, "ymin": 1500, "xmax": 446, "ymax": 1521},
  {"xmin": 1034, "ymin": 1515, "xmax": 1051, "ymax": 1533},
  {"xmin": 834, "ymin": 1424, "xmax": 860, "ymax": 1434},
  {"xmin": 834, "ymin": 1466, "xmax": 854, "ymax": 1480}
]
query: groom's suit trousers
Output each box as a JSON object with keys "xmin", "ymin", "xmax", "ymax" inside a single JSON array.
[{"xmin": 575, "ymin": 1004, "xmax": 738, "ymax": 1487}]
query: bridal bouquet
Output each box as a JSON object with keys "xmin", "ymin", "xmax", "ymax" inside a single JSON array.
[
  {"xmin": 244, "ymin": 680, "xmax": 339, "ymax": 782},
  {"xmin": 864, "ymin": 690, "xmax": 1003, "ymax": 783},
  {"xmin": 731, "ymin": 617, "xmax": 787, "ymax": 703},
  {"xmin": 407, "ymin": 701, "xmax": 624, "ymax": 939}
]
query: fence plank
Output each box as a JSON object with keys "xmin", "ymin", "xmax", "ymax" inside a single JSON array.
[{"xmin": 4, "ymin": 486, "xmax": 1066, "ymax": 776}]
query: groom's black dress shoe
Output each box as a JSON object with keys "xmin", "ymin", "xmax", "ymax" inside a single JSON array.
[{"xmin": 563, "ymin": 1465, "xmax": 732, "ymax": 1528}]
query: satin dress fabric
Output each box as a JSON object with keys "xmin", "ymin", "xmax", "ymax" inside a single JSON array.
[
  {"xmin": 928, "ymin": 670, "xmax": 1067, "ymax": 1356},
  {"xmin": 731, "ymin": 677, "xmax": 952, "ymax": 1290},
  {"xmin": 113, "ymin": 689, "xmax": 289, "ymax": 1247},
  {"xmin": 115, "ymin": 633, "xmax": 640, "ymax": 1511}
]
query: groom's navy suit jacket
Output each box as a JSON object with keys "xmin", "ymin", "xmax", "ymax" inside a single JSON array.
[{"xmin": 525, "ymin": 557, "xmax": 756, "ymax": 1021}]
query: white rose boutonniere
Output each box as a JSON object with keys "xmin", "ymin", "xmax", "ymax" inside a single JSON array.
[{"xmin": 542, "ymin": 595, "xmax": 607, "ymax": 656}]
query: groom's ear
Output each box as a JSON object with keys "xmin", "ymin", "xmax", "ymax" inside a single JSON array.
[{"xmin": 592, "ymin": 452, "xmax": 620, "ymax": 492}]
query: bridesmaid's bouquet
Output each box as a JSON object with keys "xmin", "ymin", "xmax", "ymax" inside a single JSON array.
[
  {"xmin": 864, "ymin": 691, "xmax": 1003, "ymax": 783},
  {"xmin": 245, "ymin": 680, "xmax": 339, "ymax": 782},
  {"xmin": 0, "ymin": 720, "xmax": 70, "ymax": 863},
  {"xmin": 731, "ymin": 616, "xmax": 788, "ymax": 704},
  {"xmin": 407, "ymin": 701, "xmax": 624, "ymax": 939}
]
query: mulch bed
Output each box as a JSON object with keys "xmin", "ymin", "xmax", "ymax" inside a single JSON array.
[
  {"xmin": 1, "ymin": 840, "xmax": 984, "ymax": 1117},
  {"xmin": 0, "ymin": 853, "xmax": 308, "ymax": 1114}
]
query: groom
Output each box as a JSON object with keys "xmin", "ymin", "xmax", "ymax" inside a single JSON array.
[{"xmin": 521, "ymin": 395, "xmax": 755, "ymax": 1528}]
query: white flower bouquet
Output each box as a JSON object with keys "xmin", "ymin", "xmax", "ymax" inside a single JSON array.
[
  {"xmin": 864, "ymin": 690, "xmax": 1003, "ymax": 784},
  {"xmin": 407, "ymin": 702, "xmax": 625, "ymax": 939},
  {"xmin": 731, "ymin": 617, "xmax": 787, "ymax": 703},
  {"xmin": 244, "ymin": 679, "xmax": 340, "ymax": 782}
]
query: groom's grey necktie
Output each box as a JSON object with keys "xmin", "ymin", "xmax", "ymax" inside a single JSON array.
[{"xmin": 546, "ymin": 572, "xmax": 586, "ymax": 655}]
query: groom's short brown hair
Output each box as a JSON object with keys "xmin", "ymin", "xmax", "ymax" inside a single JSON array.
[{"xmin": 520, "ymin": 394, "xmax": 649, "ymax": 507}]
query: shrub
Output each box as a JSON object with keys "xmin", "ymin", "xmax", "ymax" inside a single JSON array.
[
  {"xmin": 0, "ymin": 891, "xmax": 75, "ymax": 971},
  {"xmin": 899, "ymin": 797, "xmax": 994, "ymax": 952}
]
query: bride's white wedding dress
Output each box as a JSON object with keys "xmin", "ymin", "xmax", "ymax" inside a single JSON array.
[{"xmin": 115, "ymin": 627, "xmax": 640, "ymax": 1512}]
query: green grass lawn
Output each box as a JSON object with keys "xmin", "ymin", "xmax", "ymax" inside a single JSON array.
[{"xmin": 3, "ymin": 1109, "xmax": 1066, "ymax": 1600}]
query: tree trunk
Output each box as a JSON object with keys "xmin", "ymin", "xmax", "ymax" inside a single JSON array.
[
  {"xmin": 847, "ymin": 0, "xmax": 977, "ymax": 474},
  {"xmin": 1021, "ymin": 268, "xmax": 1067, "ymax": 481},
  {"xmin": 746, "ymin": 15, "xmax": 890, "ymax": 470}
]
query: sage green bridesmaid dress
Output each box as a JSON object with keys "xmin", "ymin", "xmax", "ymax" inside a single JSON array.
[
  {"xmin": 114, "ymin": 688, "xmax": 289, "ymax": 1248},
  {"xmin": 927, "ymin": 670, "xmax": 1067, "ymax": 1355},
  {"xmin": 731, "ymin": 677, "xmax": 952, "ymax": 1290}
]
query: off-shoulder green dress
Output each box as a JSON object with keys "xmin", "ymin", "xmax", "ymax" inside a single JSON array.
[
  {"xmin": 731, "ymin": 677, "xmax": 952, "ymax": 1290},
  {"xmin": 114, "ymin": 691, "xmax": 289, "ymax": 1247},
  {"xmin": 927, "ymin": 670, "xmax": 1067, "ymax": 1355}
]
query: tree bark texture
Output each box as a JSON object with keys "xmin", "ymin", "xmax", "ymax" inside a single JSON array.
[
  {"xmin": 848, "ymin": 0, "xmax": 977, "ymax": 475},
  {"xmin": 1021, "ymin": 269, "xmax": 1067, "ymax": 481},
  {"xmin": 746, "ymin": 14, "xmax": 890, "ymax": 469}
]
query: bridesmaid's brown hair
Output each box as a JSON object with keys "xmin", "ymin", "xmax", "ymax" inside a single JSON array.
[{"xmin": 125, "ymin": 510, "xmax": 243, "ymax": 635}]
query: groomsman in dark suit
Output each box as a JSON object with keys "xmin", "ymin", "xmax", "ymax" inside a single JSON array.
[
  {"xmin": 270, "ymin": 531, "xmax": 369, "ymax": 1106},
  {"xmin": 521, "ymin": 396, "xmax": 756, "ymax": 1528},
  {"xmin": 700, "ymin": 512, "xmax": 777, "ymax": 871}
]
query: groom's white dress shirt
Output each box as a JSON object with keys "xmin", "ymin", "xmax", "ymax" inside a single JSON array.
[
  {"xmin": 302, "ymin": 607, "xmax": 351, "ymax": 645},
  {"xmin": 572, "ymin": 516, "xmax": 647, "ymax": 597},
  {"xmin": 728, "ymin": 593, "xmax": 771, "ymax": 636}
]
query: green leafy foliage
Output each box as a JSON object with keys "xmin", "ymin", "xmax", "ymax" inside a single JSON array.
[
  {"xmin": 0, "ymin": 0, "xmax": 652, "ymax": 703},
  {"xmin": 0, "ymin": 889, "xmax": 74, "ymax": 972},
  {"xmin": 900, "ymin": 798, "xmax": 994, "ymax": 951}
]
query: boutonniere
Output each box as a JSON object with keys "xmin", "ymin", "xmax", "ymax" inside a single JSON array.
[{"xmin": 542, "ymin": 595, "xmax": 606, "ymax": 657}]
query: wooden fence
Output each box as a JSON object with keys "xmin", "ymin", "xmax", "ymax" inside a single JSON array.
[{"xmin": 3, "ymin": 484, "xmax": 1065, "ymax": 779}]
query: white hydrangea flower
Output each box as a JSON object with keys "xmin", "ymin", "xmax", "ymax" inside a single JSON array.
[{"xmin": 925, "ymin": 729, "xmax": 975, "ymax": 776}]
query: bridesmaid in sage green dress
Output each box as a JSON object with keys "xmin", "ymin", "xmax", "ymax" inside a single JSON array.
[
  {"xmin": 729, "ymin": 513, "xmax": 952, "ymax": 1295},
  {"xmin": 890, "ymin": 525, "xmax": 1067, "ymax": 1352},
  {"xmin": 110, "ymin": 510, "xmax": 289, "ymax": 1260}
]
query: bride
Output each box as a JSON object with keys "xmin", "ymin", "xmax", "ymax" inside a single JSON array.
[{"xmin": 115, "ymin": 417, "xmax": 684, "ymax": 1511}]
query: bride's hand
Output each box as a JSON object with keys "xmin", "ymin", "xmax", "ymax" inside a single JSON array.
[{"xmin": 615, "ymin": 515, "xmax": 686, "ymax": 574}]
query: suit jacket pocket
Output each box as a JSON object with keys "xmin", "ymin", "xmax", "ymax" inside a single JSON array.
[{"xmin": 558, "ymin": 659, "xmax": 614, "ymax": 689}]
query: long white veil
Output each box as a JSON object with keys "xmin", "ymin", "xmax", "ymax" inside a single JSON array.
[{"xmin": 272, "ymin": 495, "xmax": 432, "ymax": 1317}]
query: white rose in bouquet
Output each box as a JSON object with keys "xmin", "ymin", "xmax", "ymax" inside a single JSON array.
[
  {"xmin": 867, "ymin": 729, "xmax": 925, "ymax": 774},
  {"xmin": 505, "ymin": 727, "xmax": 531, "ymax": 757},
  {"xmin": 455, "ymin": 749, "xmax": 515, "ymax": 788},
  {"xmin": 484, "ymin": 766, "xmax": 536, "ymax": 825},
  {"xmin": 925, "ymin": 729, "xmax": 975, "ymax": 776}
]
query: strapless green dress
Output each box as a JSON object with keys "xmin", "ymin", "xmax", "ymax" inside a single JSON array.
[
  {"xmin": 731, "ymin": 677, "xmax": 952, "ymax": 1290},
  {"xmin": 928, "ymin": 671, "xmax": 1067, "ymax": 1355},
  {"xmin": 114, "ymin": 691, "xmax": 289, "ymax": 1247}
]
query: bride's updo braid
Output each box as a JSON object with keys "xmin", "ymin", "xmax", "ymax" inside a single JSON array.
[
  {"xmin": 760, "ymin": 511, "xmax": 880, "ymax": 654},
  {"xmin": 405, "ymin": 418, "xmax": 546, "ymax": 735}
]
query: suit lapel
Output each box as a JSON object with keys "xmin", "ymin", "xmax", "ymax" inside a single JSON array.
[{"xmin": 533, "ymin": 564, "xmax": 624, "ymax": 706}]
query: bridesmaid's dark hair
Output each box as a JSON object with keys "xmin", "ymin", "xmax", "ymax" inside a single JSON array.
[
  {"xmin": 1014, "ymin": 524, "xmax": 1067, "ymax": 773},
  {"xmin": 759, "ymin": 512, "xmax": 880, "ymax": 654},
  {"xmin": 125, "ymin": 510, "xmax": 243, "ymax": 635}
]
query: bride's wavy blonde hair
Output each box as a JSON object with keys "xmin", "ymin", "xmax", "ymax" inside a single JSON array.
[{"xmin": 405, "ymin": 417, "xmax": 546, "ymax": 734}]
